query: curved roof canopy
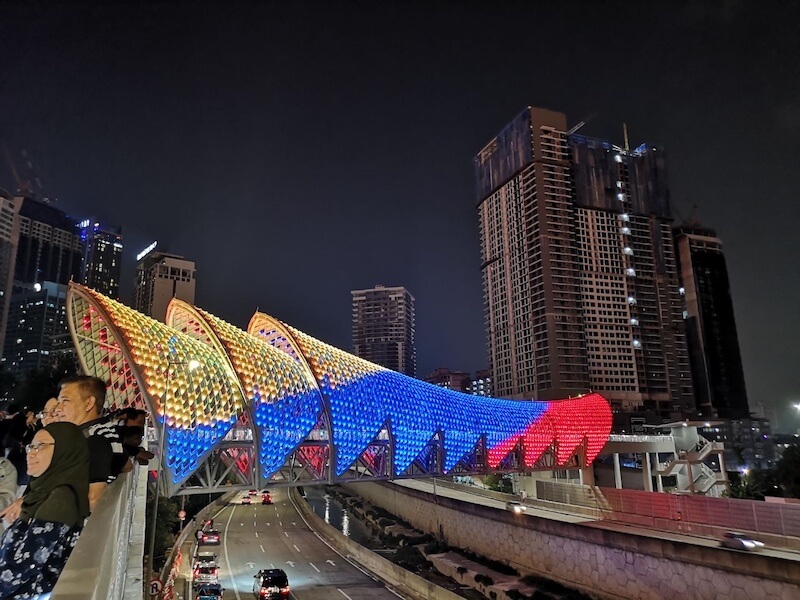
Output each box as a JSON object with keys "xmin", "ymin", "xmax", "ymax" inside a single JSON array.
[{"xmin": 67, "ymin": 284, "xmax": 613, "ymax": 491}]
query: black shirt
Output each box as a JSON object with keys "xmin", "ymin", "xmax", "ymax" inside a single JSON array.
[{"xmin": 80, "ymin": 416, "xmax": 126, "ymax": 484}]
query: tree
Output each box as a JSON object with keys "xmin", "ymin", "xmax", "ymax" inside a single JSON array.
[{"xmin": 776, "ymin": 446, "xmax": 800, "ymax": 498}]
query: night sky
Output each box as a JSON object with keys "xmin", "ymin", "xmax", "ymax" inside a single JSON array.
[{"xmin": 2, "ymin": 2, "xmax": 799, "ymax": 430}]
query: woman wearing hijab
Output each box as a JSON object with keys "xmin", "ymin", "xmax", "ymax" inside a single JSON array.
[{"xmin": 0, "ymin": 422, "xmax": 90, "ymax": 598}]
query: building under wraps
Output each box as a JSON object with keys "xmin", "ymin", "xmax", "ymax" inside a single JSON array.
[{"xmin": 66, "ymin": 283, "xmax": 613, "ymax": 496}]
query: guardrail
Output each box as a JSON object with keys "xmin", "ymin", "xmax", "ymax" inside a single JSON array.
[{"xmin": 51, "ymin": 463, "xmax": 148, "ymax": 600}]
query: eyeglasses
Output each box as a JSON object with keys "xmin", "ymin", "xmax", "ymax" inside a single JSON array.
[
  {"xmin": 36, "ymin": 410, "xmax": 56, "ymax": 420},
  {"xmin": 25, "ymin": 442, "xmax": 55, "ymax": 454}
]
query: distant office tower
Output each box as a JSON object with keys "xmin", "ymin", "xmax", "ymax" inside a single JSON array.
[
  {"xmin": 1, "ymin": 281, "xmax": 69, "ymax": 377},
  {"xmin": 675, "ymin": 225, "xmax": 749, "ymax": 419},
  {"xmin": 352, "ymin": 285, "xmax": 416, "ymax": 376},
  {"xmin": 0, "ymin": 193, "xmax": 21, "ymax": 360},
  {"xmin": 475, "ymin": 106, "xmax": 693, "ymax": 416},
  {"xmin": 13, "ymin": 197, "xmax": 83, "ymax": 289},
  {"xmin": 80, "ymin": 219, "xmax": 123, "ymax": 299},
  {"xmin": 1, "ymin": 196, "xmax": 82, "ymax": 369},
  {"xmin": 133, "ymin": 245, "xmax": 196, "ymax": 322},
  {"xmin": 468, "ymin": 369, "xmax": 493, "ymax": 397},
  {"xmin": 425, "ymin": 368, "xmax": 470, "ymax": 392}
]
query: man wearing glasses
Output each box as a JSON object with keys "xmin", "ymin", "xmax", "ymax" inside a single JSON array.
[{"xmin": 36, "ymin": 398, "xmax": 59, "ymax": 428}]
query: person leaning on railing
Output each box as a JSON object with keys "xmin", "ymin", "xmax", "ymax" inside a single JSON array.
[{"xmin": 0, "ymin": 422, "xmax": 90, "ymax": 598}]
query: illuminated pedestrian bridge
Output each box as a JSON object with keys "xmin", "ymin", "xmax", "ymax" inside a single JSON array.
[{"xmin": 67, "ymin": 283, "xmax": 612, "ymax": 496}]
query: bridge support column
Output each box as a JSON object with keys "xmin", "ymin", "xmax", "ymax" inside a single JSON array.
[
  {"xmin": 579, "ymin": 464, "xmax": 595, "ymax": 486},
  {"xmin": 642, "ymin": 452, "xmax": 653, "ymax": 492},
  {"xmin": 613, "ymin": 453, "xmax": 622, "ymax": 489}
]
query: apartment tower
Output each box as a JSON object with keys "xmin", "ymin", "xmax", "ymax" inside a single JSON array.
[
  {"xmin": 133, "ymin": 245, "xmax": 196, "ymax": 322},
  {"xmin": 351, "ymin": 285, "xmax": 416, "ymax": 377},
  {"xmin": 475, "ymin": 106, "xmax": 694, "ymax": 416}
]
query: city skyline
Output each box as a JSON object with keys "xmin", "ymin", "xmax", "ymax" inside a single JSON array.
[{"xmin": 1, "ymin": 2, "xmax": 798, "ymax": 429}]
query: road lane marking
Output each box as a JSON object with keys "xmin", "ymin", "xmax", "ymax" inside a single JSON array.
[
  {"xmin": 338, "ymin": 589, "xmax": 354, "ymax": 600},
  {"xmin": 279, "ymin": 521, "xmax": 283, "ymax": 526},
  {"xmin": 284, "ymin": 531, "xmax": 289, "ymax": 537},
  {"xmin": 255, "ymin": 531, "xmax": 259, "ymax": 538},
  {"xmin": 293, "ymin": 544, "xmax": 300, "ymax": 552},
  {"xmin": 260, "ymin": 544, "xmax": 265, "ymax": 553},
  {"xmin": 223, "ymin": 505, "xmax": 242, "ymax": 600},
  {"xmin": 310, "ymin": 562, "xmax": 320, "ymax": 572}
]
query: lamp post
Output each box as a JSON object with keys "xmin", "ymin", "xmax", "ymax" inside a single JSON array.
[{"xmin": 145, "ymin": 357, "xmax": 199, "ymax": 592}]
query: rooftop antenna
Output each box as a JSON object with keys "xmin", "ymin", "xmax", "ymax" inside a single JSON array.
[{"xmin": 623, "ymin": 123, "xmax": 630, "ymax": 152}]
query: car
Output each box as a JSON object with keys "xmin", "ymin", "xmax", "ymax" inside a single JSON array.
[
  {"xmin": 200, "ymin": 529, "xmax": 221, "ymax": 545},
  {"xmin": 193, "ymin": 565, "xmax": 220, "ymax": 589},
  {"xmin": 261, "ymin": 492, "xmax": 273, "ymax": 505},
  {"xmin": 720, "ymin": 531, "xmax": 765, "ymax": 551},
  {"xmin": 253, "ymin": 568, "xmax": 290, "ymax": 599},
  {"xmin": 193, "ymin": 552, "xmax": 218, "ymax": 571},
  {"xmin": 506, "ymin": 501, "xmax": 527, "ymax": 514},
  {"xmin": 248, "ymin": 488, "xmax": 259, "ymax": 495},
  {"xmin": 242, "ymin": 495, "xmax": 252, "ymax": 505},
  {"xmin": 196, "ymin": 583, "xmax": 224, "ymax": 600}
]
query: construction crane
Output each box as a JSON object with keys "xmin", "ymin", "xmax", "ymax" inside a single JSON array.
[{"xmin": 2, "ymin": 142, "xmax": 43, "ymax": 197}]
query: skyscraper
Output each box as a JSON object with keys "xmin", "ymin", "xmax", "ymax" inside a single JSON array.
[
  {"xmin": 79, "ymin": 219, "xmax": 123, "ymax": 299},
  {"xmin": 675, "ymin": 225, "xmax": 749, "ymax": 419},
  {"xmin": 475, "ymin": 106, "xmax": 694, "ymax": 416},
  {"xmin": 133, "ymin": 244, "xmax": 196, "ymax": 322},
  {"xmin": 1, "ymin": 281, "xmax": 69, "ymax": 377},
  {"xmin": 351, "ymin": 285, "xmax": 416, "ymax": 376},
  {"xmin": 0, "ymin": 193, "xmax": 21, "ymax": 360},
  {"xmin": 1, "ymin": 196, "xmax": 82, "ymax": 370},
  {"xmin": 13, "ymin": 197, "xmax": 83, "ymax": 289}
]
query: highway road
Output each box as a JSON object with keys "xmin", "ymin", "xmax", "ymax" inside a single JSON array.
[{"xmin": 191, "ymin": 489, "xmax": 404, "ymax": 600}]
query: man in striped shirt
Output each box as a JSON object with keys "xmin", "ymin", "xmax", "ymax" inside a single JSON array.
[{"xmin": 54, "ymin": 375, "xmax": 126, "ymax": 511}]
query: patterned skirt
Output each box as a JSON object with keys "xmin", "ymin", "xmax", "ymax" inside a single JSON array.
[{"xmin": 0, "ymin": 518, "xmax": 82, "ymax": 599}]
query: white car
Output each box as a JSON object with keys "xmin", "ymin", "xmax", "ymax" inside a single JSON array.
[
  {"xmin": 193, "ymin": 565, "xmax": 220, "ymax": 589},
  {"xmin": 720, "ymin": 532, "xmax": 765, "ymax": 551},
  {"xmin": 506, "ymin": 501, "xmax": 527, "ymax": 514}
]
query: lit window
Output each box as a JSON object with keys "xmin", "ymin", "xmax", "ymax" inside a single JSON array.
[
  {"xmin": 679, "ymin": 287, "xmax": 685, "ymax": 295},
  {"xmin": 614, "ymin": 154, "xmax": 623, "ymax": 163},
  {"xmin": 627, "ymin": 297, "xmax": 637, "ymax": 305},
  {"xmin": 623, "ymin": 247, "xmax": 634, "ymax": 255},
  {"xmin": 626, "ymin": 268, "xmax": 636, "ymax": 276}
]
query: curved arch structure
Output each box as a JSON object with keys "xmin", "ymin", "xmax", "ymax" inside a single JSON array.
[{"xmin": 67, "ymin": 284, "xmax": 613, "ymax": 495}]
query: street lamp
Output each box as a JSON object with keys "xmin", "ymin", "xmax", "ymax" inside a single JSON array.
[{"xmin": 145, "ymin": 357, "xmax": 200, "ymax": 592}]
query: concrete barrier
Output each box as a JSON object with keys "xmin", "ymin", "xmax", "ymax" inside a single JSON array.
[
  {"xmin": 344, "ymin": 481, "xmax": 800, "ymax": 600},
  {"xmin": 290, "ymin": 488, "xmax": 464, "ymax": 600}
]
